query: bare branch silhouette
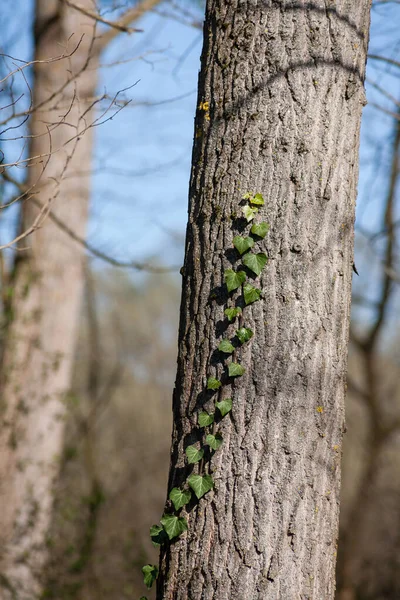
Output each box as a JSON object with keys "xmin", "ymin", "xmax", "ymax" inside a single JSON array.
[{"xmin": 62, "ymin": 0, "xmax": 143, "ymax": 34}]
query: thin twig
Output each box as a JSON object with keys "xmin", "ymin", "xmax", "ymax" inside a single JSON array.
[
  {"xmin": 363, "ymin": 108, "xmax": 400, "ymax": 350},
  {"xmin": 0, "ymin": 37, "xmax": 84, "ymax": 85},
  {"xmin": 368, "ymin": 54, "xmax": 400, "ymax": 69},
  {"xmin": 96, "ymin": 0, "xmax": 163, "ymax": 52},
  {"xmin": 63, "ymin": 0, "xmax": 143, "ymax": 34},
  {"xmin": 1, "ymin": 170, "xmax": 178, "ymax": 272}
]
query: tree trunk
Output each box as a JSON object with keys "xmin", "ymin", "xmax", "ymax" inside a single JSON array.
[
  {"xmin": 336, "ymin": 110, "xmax": 400, "ymax": 600},
  {"xmin": 157, "ymin": 2, "xmax": 372, "ymax": 599},
  {"xmin": 0, "ymin": 2, "xmax": 97, "ymax": 596}
]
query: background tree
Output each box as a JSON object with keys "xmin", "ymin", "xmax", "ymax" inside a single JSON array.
[
  {"xmin": 155, "ymin": 2, "xmax": 372, "ymax": 599},
  {"xmin": 44, "ymin": 267, "xmax": 179, "ymax": 599},
  {"xmin": 0, "ymin": 1, "xmax": 164, "ymax": 596},
  {"xmin": 337, "ymin": 113, "xmax": 400, "ymax": 600},
  {"xmin": 336, "ymin": 3, "xmax": 400, "ymax": 594}
]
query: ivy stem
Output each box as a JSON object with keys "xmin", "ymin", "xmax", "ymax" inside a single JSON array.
[
  {"xmin": 141, "ymin": 196, "xmax": 268, "ymax": 597},
  {"xmin": 239, "ymin": 283, "xmax": 244, "ymax": 329},
  {"xmin": 213, "ymin": 386, "xmax": 223, "ymax": 437}
]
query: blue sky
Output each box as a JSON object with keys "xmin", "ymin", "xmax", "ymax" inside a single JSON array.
[
  {"xmin": 89, "ymin": 8, "xmax": 202, "ymax": 269},
  {"xmin": 91, "ymin": 2, "xmax": 400, "ymax": 268},
  {"xmin": 93, "ymin": 1, "xmax": 400, "ymax": 342}
]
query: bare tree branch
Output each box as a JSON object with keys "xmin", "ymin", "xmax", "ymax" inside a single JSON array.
[
  {"xmin": 384, "ymin": 265, "xmax": 400, "ymax": 284},
  {"xmin": 364, "ymin": 109, "xmax": 400, "ymax": 351},
  {"xmin": 62, "ymin": 0, "xmax": 143, "ymax": 34},
  {"xmin": 96, "ymin": 0, "xmax": 163, "ymax": 53},
  {"xmin": 369, "ymin": 102, "xmax": 400, "ymax": 120},
  {"xmin": 153, "ymin": 3, "xmax": 203, "ymax": 30},
  {"xmin": 368, "ymin": 54, "xmax": 400, "ymax": 69},
  {"xmin": 1, "ymin": 171, "xmax": 179, "ymax": 273},
  {"xmin": 39, "ymin": 203, "xmax": 180, "ymax": 272},
  {"xmin": 0, "ymin": 36, "xmax": 84, "ymax": 86},
  {"xmin": 366, "ymin": 77, "xmax": 400, "ymax": 109}
]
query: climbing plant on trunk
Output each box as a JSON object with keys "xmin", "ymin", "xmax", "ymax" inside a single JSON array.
[{"xmin": 140, "ymin": 1, "xmax": 373, "ymax": 599}]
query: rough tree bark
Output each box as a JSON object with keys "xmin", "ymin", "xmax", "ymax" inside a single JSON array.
[{"xmin": 157, "ymin": 2, "xmax": 372, "ymax": 599}]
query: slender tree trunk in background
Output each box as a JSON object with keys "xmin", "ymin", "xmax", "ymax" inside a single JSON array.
[
  {"xmin": 0, "ymin": 0, "xmax": 161, "ymax": 596},
  {"xmin": 158, "ymin": 2, "xmax": 372, "ymax": 599},
  {"xmin": 0, "ymin": 1, "xmax": 97, "ymax": 596},
  {"xmin": 336, "ymin": 111, "xmax": 400, "ymax": 600}
]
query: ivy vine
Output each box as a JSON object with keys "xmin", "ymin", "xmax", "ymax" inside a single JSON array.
[{"xmin": 140, "ymin": 192, "xmax": 270, "ymax": 598}]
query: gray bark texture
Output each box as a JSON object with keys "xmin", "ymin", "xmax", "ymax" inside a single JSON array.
[
  {"xmin": 0, "ymin": 1, "xmax": 96, "ymax": 597},
  {"xmin": 157, "ymin": 1, "xmax": 372, "ymax": 599}
]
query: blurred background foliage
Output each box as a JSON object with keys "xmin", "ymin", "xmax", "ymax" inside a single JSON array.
[{"xmin": 44, "ymin": 270, "xmax": 179, "ymax": 599}]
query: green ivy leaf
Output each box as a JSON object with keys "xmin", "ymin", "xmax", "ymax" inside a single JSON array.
[
  {"xmin": 169, "ymin": 487, "xmax": 192, "ymax": 511},
  {"xmin": 250, "ymin": 193, "xmax": 264, "ymax": 206},
  {"xmin": 224, "ymin": 269, "xmax": 246, "ymax": 293},
  {"xmin": 160, "ymin": 514, "xmax": 188, "ymax": 540},
  {"xmin": 224, "ymin": 307, "xmax": 242, "ymax": 322},
  {"xmin": 216, "ymin": 398, "xmax": 232, "ymax": 417},
  {"xmin": 228, "ymin": 362, "xmax": 245, "ymax": 377},
  {"xmin": 188, "ymin": 474, "xmax": 214, "ymax": 499},
  {"xmin": 251, "ymin": 221, "xmax": 269, "ymax": 239},
  {"xmin": 198, "ymin": 411, "xmax": 214, "ymax": 427},
  {"xmin": 242, "ymin": 192, "xmax": 252, "ymax": 200},
  {"xmin": 242, "ymin": 205, "xmax": 258, "ymax": 222},
  {"xmin": 243, "ymin": 283, "xmax": 261, "ymax": 305},
  {"xmin": 236, "ymin": 327, "xmax": 254, "ymax": 344},
  {"xmin": 150, "ymin": 524, "xmax": 168, "ymax": 547},
  {"xmin": 233, "ymin": 235, "xmax": 254, "ymax": 255},
  {"xmin": 243, "ymin": 252, "xmax": 268, "ymax": 276},
  {"xmin": 206, "ymin": 433, "xmax": 223, "ymax": 450},
  {"xmin": 207, "ymin": 377, "xmax": 221, "ymax": 390},
  {"xmin": 185, "ymin": 445, "xmax": 204, "ymax": 464},
  {"xmin": 142, "ymin": 565, "xmax": 158, "ymax": 589},
  {"xmin": 218, "ymin": 339, "xmax": 235, "ymax": 354}
]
